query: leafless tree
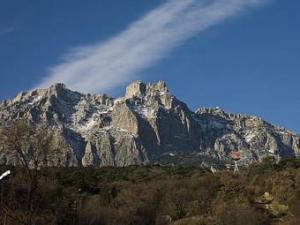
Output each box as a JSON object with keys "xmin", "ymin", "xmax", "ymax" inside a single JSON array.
[{"xmin": 0, "ymin": 119, "xmax": 64, "ymax": 225}]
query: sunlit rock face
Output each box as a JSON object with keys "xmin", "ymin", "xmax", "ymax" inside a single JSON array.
[{"xmin": 0, "ymin": 81, "xmax": 299, "ymax": 167}]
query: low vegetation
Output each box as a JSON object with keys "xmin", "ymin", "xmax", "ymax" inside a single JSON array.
[
  {"xmin": 0, "ymin": 157, "xmax": 299, "ymax": 225},
  {"xmin": 0, "ymin": 120, "xmax": 299, "ymax": 225}
]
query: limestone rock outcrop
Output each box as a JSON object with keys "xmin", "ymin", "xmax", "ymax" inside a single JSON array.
[{"xmin": 0, "ymin": 81, "xmax": 299, "ymax": 167}]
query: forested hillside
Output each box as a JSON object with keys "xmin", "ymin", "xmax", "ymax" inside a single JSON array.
[{"xmin": 0, "ymin": 158, "xmax": 299, "ymax": 225}]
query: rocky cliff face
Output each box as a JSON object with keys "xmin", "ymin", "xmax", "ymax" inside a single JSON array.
[{"xmin": 0, "ymin": 81, "xmax": 299, "ymax": 167}]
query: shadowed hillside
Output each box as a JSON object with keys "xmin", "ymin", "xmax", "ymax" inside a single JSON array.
[{"xmin": 0, "ymin": 157, "xmax": 299, "ymax": 225}]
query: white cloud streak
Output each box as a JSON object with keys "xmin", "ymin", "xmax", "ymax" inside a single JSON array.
[{"xmin": 38, "ymin": 0, "xmax": 268, "ymax": 93}]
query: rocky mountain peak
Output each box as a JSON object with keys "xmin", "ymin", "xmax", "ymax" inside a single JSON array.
[
  {"xmin": 147, "ymin": 80, "xmax": 168, "ymax": 93},
  {"xmin": 0, "ymin": 80, "xmax": 299, "ymax": 168},
  {"xmin": 50, "ymin": 82, "xmax": 67, "ymax": 90},
  {"xmin": 125, "ymin": 81, "xmax": 147, "ymax": 99},
  {"xmin": 7, "ymin": 83, "xmax": 78, "ymax": 107},
  {"xmin": 125, "ymin": 80, "xmax": 169, "ymax": 99},
  {"xmin": 49, "ymin": 83, "xmax": 67, "ymax": 94},
  {"xmin": 46, "ymin": 83, "xmax": 83, "ymax": 102}
]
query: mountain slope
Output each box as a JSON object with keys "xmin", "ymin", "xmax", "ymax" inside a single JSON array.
[{"xmin": 0, "ymin": 81, "xmax": 299, "ymax": 167}]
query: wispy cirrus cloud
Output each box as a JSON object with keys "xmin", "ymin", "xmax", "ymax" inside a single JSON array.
[{"xmin": 38, "ymin": 0, "xmax": 269, "ymax": 93}]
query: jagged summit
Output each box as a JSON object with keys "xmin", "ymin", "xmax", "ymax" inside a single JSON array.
[
  {"xmin": 125, "ymin": 80, "xmax": 168, "ymax": 98},
  {"xmin": 125, "ymin": 81, "xmax": 147, "ymax": 99},
  {"xmin": 0, "ymin": 81, "xmax": 299, "ymax": 167}
]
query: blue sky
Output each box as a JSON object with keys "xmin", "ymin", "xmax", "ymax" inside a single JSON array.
[{"xmin": 0, "ymin": 0, "xmax": 300, "ymax": 133}]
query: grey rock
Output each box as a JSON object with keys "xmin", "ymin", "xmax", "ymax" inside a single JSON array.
[{"xmin": 0, "ymin": 81, "xmax": 299, "ymax": 167}]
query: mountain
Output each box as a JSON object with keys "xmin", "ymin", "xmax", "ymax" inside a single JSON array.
[{"xmin": 0, "ymin": 81, "xmax": 299, "ymax": 168}]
